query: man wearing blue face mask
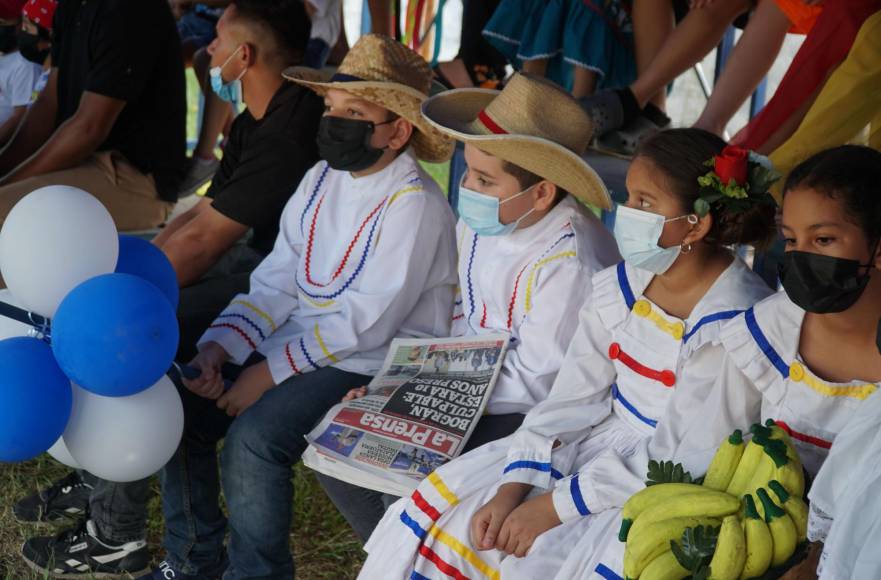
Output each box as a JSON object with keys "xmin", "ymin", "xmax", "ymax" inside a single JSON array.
[{"xmin": 317, "ymin": 73, "xmax": 621, "ymax": 548}]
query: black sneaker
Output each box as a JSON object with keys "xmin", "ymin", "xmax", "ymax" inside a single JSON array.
[
  {"xmin": 14, "ymin": 471, "xmax": 93, "ymax": 524},
  {"xmin": 21, "ymin": 519, "xmax": 150, "ymax": 579}
]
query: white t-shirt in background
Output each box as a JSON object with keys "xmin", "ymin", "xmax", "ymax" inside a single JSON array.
[{"xmin": 0, "ymin": 51, "xmax": 43, "ymax": 125}]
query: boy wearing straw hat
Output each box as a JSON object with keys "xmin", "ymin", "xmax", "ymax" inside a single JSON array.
[
  {"xmin": 144, "ymin": 34, "xmax": 458, "ymax": 580},
  {"xmin": 318, "ymin": 72, "xmax": 621, "ymax": 554}
]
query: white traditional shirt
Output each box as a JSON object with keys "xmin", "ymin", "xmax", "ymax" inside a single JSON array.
[
  {"xmin": 199, "ymin": 152, "xmax": 459, "ymax": 383},
  {"xmin": 453, "ymin": 194, "xmax": 620, "ymax": 415},
  {"xmin": 810, "ymin": 389, "xmax": 881, "ymax": 580}
]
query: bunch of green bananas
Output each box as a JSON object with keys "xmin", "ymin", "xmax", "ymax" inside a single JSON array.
[{"xmin": 620, "ymin": 420, "xmax": 809, "ymax": 579}]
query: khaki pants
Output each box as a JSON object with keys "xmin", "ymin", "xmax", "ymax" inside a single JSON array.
[{"xmin": 0, "ymin": 151, "xmax": 174, "ymax": 231}]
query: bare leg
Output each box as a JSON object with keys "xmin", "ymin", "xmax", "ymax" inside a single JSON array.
[
  {"xmin": 522, "ymin": 58, "xmax": 548, "ymax": 76},
  {"xmin": 436, "ymin": 59, "xmax": 474, "ymax": 88},
  {"xmin": 694, "ymin": 0, "xmax": 790, "ymax": 136},
  {"xmin": 369, "ymin": 0, "xmax": 393, "ymax": 36},
  {"xmin": 631, "ymin": 0, "xmax": 676, "ymax": 111},
  {"xmin": 193, "ymin": 47, "xmax": 234, "ymax": 161},
  {"xmin": 571, "ymin": 66, "xmax": 598, "ymax": 98},
  {"xmin": 630, "ymin": 0, "xmax": 752, "ymax": 108}
]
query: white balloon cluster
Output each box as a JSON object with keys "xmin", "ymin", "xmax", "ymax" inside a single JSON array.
[{"xmin": 0, "ymin": 186, "xmax": 184, "ymax": 482}]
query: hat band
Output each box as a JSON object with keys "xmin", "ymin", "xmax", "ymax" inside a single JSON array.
[
  {"xmin": 330, "ymin": 73, "xmax": 365, "ymax": 82},
  {"xmin": 477, "ymin": 110, "xmax": 508, "ymax": 135}
]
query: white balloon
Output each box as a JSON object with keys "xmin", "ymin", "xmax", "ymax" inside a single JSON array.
[
  {"xmin": 0, "ymin": 186, "xmax": 119, "ymax": 318},
  {"xmin": 47, "ymin": 436, "xmax": 80, "ymax": 469},
  {"xmin": 0, "ymin": 289, "xmax": 34, "ymax": 340},
  {"xmin": 64, "ymin": 376, "xmax": 184, "ymax": 483}
]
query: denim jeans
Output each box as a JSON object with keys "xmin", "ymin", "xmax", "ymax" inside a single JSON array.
[
  {"xmin": 86, "ymin": 473, "xmax": 151, "ymax": 543},
  {"xmin": 317, "ymin": 412, "xmax": 525, "ymax": 543},
  {"xmin": 161, "ymin": 364, "xmax": 371, "ymax": 579}
]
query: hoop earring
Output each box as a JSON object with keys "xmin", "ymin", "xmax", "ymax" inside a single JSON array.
[{"xmin": 681, "ymin": 243, "xmax": 693, "ymax": 254}]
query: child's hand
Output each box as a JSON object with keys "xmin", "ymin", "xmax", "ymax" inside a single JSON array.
[
  {"xmin": 217, "ymin": 360, "xmax": 275, "ymax": 416},
  {"xmin": 470, "ymin": 482, "xmax": 532, "ymax": 550},
  {"xmin": 184, "ymin": 341, "xmax": 229, "ymax": 399},
  {"xmin": 342, "ymin": 386, "xmax": 368, "ymax": 402},
  {"xmin": 495, "ymin": 492, "xmax": 561, "ymax": 557}
]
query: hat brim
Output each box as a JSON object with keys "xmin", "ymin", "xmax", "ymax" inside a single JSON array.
[
  {"xmin": 283, "ymin": 66, "xmax": 453, "ymax": 164},
  {"xmin": 421, "ymin": 88, "xmax": 612, "ymax": 210}
]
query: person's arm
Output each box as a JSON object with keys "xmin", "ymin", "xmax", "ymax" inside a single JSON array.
[
  {"xmin": 0, "ymin": 89, "xmax": 123, "ymax": 185},
  {"xmin": 156, "ymin": 198, "xmax": 249, "ymax": 286},
  {"xmin": 0, "ymin": 67, "xmax": 58, "ymax": 175},
  {"xmin": 0, "ymin": 106, "xmax": 28, "ymax": 149}
]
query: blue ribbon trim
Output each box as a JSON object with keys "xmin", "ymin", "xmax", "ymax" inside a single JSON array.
[
  {"xmin": 745, "ymin": 307, "xmax": 789, "ymax": 378},
  {"xmin": 570, "ymin": 473, "xmax": 591, "ymax": 516},
  {"xmin": 616, "ymin": 261, "xmax": 635, "ymax": 310},
  {"xmin": 612, "ymin": 383, "xmax": 658, "ymax": 428},
  {"xmin": 503, "ymin": 460, "xmax": 564, "ymax": 480}
]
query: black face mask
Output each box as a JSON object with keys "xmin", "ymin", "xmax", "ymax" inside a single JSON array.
[
  {"xmin": 0, "ymin": 25, "xmax": 17, "ymax": 54},
  {"xmin": 779, "ymin": 250, "xmax": 874, "ymax": 314},
  {"xmin": 316, "ymin": 115, "xmax": 390, "ymax": 172},
  {"xmin": 16, "ymin": 30, "xmax": 49, "ymax": 65}
]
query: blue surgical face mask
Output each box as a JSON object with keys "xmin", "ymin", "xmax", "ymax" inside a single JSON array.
[
  {"xmin": 210, "ymin": 45, "xmax": 247, "ymax": 103},
  {"xmin": 613, "ymin": 205, "xmax": 697, "ymax": 274},
  {"xmin": 457, "ymin": 176, "xmax": 536, "ymax": 236}
]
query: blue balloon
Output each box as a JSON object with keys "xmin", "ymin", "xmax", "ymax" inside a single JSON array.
[
  {"xmin": 52, "ymin": 273, "xmax": 180, "ymax": 397},
  {"xmin": 0, "ymin": 337, "xmax": 72, "ymax": 461},
  {"xmin": 115, "ymin": 235, "xmax": 179, "ymax": 309}
]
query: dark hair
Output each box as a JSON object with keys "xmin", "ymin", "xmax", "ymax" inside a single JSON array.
[
  {"xmin": 231, "ymin": 0, "xmax": 310, "ymax": 68},
  {"xmin": 635, "ymin": 128, "xmax": 776, "ymax": 248},
  {"xmin": 501, "ymin": 160, "xmax": 568, "ymax": 204},
  {"xmin": 783, "ymin": 145, "xmax": 881, "ymax": 245}
]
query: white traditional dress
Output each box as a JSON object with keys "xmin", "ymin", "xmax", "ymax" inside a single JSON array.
[
  {"xmin": 452, "ymin": 194, "xmax": 620, "ymax": 415},
  {"xmin": 561, "ymin": 291, "xmax": 880, "ymax": 580},
  {"xmin": 809, "ymin": 386, "xmax": 881, "ymax": 580},
  {"xmin": 359, "ymin": 257, "xmax": 772, "ymax": 580},
  {"xmin": 200, "ymin": 152, "xmax": 459, "ymax": 383}
]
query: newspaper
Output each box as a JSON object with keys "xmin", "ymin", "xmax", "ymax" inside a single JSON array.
[{"xmin": 303, "ymin": 333, "xmax": 509, "ymax": 496}]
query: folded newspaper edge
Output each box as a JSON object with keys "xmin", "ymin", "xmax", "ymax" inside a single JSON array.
[{"xmin": 304, "ymin": 333, "xmax": 510, "ymax": 496}]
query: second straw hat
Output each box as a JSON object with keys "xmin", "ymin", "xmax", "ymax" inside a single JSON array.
[{"xmin": 421, "ymin": 73, "xmax": 611, "ymax": 209}]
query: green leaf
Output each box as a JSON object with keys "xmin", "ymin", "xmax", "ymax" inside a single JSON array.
[
  {"xmin": 645, "ymin": 460, "xmax": 696, "ymax": 486},
  {"xmin": 691, "ymin": 564, "xmax": 711, "ymax": 580},
  {"xmin": 693, "ymin": 198, "xmax": 711, "ymax": 217},
  {"xmin": 670, "ymin": 525, "xmax": 720, "ymax": 573}
]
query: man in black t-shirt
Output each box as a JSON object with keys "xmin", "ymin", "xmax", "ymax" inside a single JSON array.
[
  {"xmin": 14, "ymin": 2, "xmax": 322, "ymax": 578},
  {"xmin": 0, "ymin": 0, "xmax": 186, "ymax": 231},
  {"xmin": 152, "ymin": 0, "xmax": 323, "ymax": 361}
]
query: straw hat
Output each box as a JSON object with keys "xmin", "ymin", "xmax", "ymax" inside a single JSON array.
[
  {"xmin": 283, "ymin": 34, "xmax": 453, "ymax": 163},
  {"xmin": 421, "ymin": 73, "xmax": 611, "ymax": 209}
]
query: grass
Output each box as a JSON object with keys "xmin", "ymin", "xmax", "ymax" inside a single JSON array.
[{"xmin": 0, "ymin": 456, "xmax": 365, "ymax": 578}]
